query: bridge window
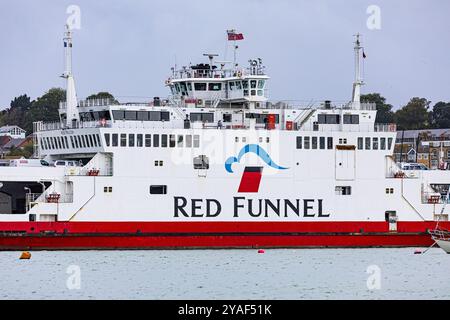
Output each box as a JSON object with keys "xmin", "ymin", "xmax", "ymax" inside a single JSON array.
[
  {"xmin": 129, "ymin": 134, "xmax": 135, "ymax": 147},
  {"xmin": 125, "ymin": 111, "xmax": 137, "ymax": 121},
  {"xmin": 358, "ymin": 137, "xmax": 363, "ymax": 150},
  {"xmin": 365, "ymin": 137, "xmax": 371, "ymax": 150},
  {"xmin": 318, "ymin": 114, "xmax": 341, "ymax": 125},
  {"xmin": 145, "ymin": 134, "xmax": 151, "ymax": 147},
  {"xmin": 373, "ymin": 138, "xmax": 379, "ymax": 150},
  {"xmin": 137, "ymin": 134, "xmax": 143, "ymax": 147},
  {"xmin": 105, "ymin": 134, "xmax": 111, "ymax": 147},
  {"xmin": 161, "ymin": 134, "xmax": 168, "ymax": 148},
  {"xmin": 320, "ymin": 137, "xmax": 326, "ymax": 149},
  {"xmin": 336, "ymin": 186, "xmax": 352, "ymax": 195},
  {"xmin": 177, "ymin": 135, "xmax": 184, "ymax": 147},
  {"xmin": 258, "ymin": 80, "xmax": 265, "ymax": 89},
  {"xmin": 186, "ymin": 135, "xmax": 193, "ymax": 148},
  {"xmin": 380, "ymin": 138, "xmax": 386, "ymax": 150},
  {"xmin": 190, "ymin": 113, "xmax": 214, "ymax": 123},
  {"xmin": 296, "ymin": 137, "xmax": 302, "ymax": 149},
  {"xmin": 112, "ymin": 134, "xmax": 118, "ymax": 147},
  {"xmin": 327, "ymin": 137, "xmax": 333, "ymax": 149},
  {"xmin": 113, "ymin": 110, "xmax": 125, "ymax": 121},
  {"xmin": 209, "ymin": 83, "xmax": 222, "ymax": 91},
  {"xmin": 150, "ymin": 185, "xmax": 168, "ymax": 195},
  {"xmin": 137, "ymin": 111, "xmax": 148, "ymax": 121},
  {"xmin": 194, "ymin": 155, "xmax": 210, "ymax": 170},
  {"xmin": 304, "ymin": 137, "xmax": 310, "ymax": 149},
  {"xmin": 344, "ymin": 114, "xmax": 360, "ymax": 124},
  {"xmin": 153, "ymin": 134, "xmax": 159, "ymax": 147},
  {"xmin": 194, "ymin": 83, "xmax": 207, "ymax": 91},
  {"xmin": 312, "ymin": 137, "xmax": 318, "ymax": 149},
  {"xmin": 251, "ymin": 80, "xmax": 257, "ymax": 89},
  {"xmin": 169, "ymin": 135, "xmax": 176, "ymax": 148},
  {"xmin": 235, "ymin": 82, "xmax": 242, "ymax": 90},
  {"xmin": 120, "ymin": 134, "xmax": 127, "ymax": 147},
  {"xmin": 388, "ymin": 138, "xmax": 393, "ymax": 150},
  {"xmin": 161, "ymin": 112, "xmax": 170, "ymax": 121}
]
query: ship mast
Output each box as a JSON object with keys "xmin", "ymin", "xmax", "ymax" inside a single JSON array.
[
  {"xmin": 62, "ymin": 24, "xmax": 79, "ymax": 128},
  {"xmin": 351, "ymin": 33, "xmax": 365, "ymax": 109}
]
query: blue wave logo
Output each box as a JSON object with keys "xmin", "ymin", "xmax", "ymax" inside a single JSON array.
[{"xmin": 225, "ymin": 144, "xmax": 289, "ymax": 173}]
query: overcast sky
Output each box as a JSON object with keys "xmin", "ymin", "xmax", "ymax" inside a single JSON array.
[{"xmin": 0, "ymin": 0, "xmax": 449, "ymax": 110}]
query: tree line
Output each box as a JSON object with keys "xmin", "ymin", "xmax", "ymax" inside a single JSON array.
[
  {"xmin": 0, "ymin": 89, "xmax": 449, "ymax": 136},
  {"xmin": 361, "ymin": 93, "xmax": 450, "ymax": 130}
]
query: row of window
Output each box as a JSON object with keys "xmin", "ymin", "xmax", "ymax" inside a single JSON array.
[
  {"xmin": 113, "ymin": 110, "xmax": 170, "ymax": 122},
  {"xmin": 104, "ymin": 133, "xmax": 201, "ymax": 148},
  {"xmin": 336, "ymin": 186, "xmax": 396, "ymax": 196},
  {"xmin": 358, "ymin": 137, "xmax": 393, "ymax": 151},
  {"xmin": 296, "ymin": 137, "xmax": 334, "ymax": 150},
  {"xmin": 41, "ymin": 134, "xmax": 101, "ymax": 151},
  {"xmin": 317, "ymin": 114, "xmax": 360, "ymax": 125}
]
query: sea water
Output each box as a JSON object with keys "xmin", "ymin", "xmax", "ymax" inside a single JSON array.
[{"xmin": 0, "ymin": 248, "xmax": 449, "ymax": 300}]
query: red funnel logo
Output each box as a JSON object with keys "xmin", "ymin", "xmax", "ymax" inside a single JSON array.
[{"xmin": 238, "ymin": 167, "xmax": 264, "ymax": 193}]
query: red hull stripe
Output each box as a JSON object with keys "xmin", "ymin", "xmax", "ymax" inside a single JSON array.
[{"xmin": 0, "ymin": 221, "xmax": 446, "ymax": 249}]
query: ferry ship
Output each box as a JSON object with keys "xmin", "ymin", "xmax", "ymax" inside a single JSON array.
[{"xmin": 0, "ymin": 27, "xmax": 449, "ymax": 250}]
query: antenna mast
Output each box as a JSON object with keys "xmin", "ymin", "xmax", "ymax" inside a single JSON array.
[
  {"xmin": 351, "ymin": 33, "xmax": 365, "ymax": 108},
  {"xmin": 62, "ymin": 24, "xmax": 79, "ymax": 128}
]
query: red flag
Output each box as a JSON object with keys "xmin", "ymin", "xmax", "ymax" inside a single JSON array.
[{"xmin": 228, "ymin": 32, "xmax": 244, "ymax": 41}]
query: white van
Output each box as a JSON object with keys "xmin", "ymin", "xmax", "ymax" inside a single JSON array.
[{"xmin": 9, "ymin": 159, "xmax": 50, "ymax": 167}]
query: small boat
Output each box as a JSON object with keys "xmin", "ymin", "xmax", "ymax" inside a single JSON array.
[{"xmin": 429, "ymin": 229, "xmax": 450, "ymax": 253}]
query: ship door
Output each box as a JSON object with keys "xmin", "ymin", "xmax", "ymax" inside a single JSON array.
[
  {"xmin": 335, "ymin": 147, "xmax": 356, "ymax": 180},
  {"xmin": 386, "ymin": 211, "xmax": 398, "ymax": 232}
]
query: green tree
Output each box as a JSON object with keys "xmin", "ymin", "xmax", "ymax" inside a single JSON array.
[
  {"xmin": 0, "ymin": 94, "xmax": 33, "ymax": 130},
  {"xmin": 86, "ymin": 92, "xmax": 118, "ymax": 104},
  {"xmin": 394, "ymin": 97, "xmax": 431, "ymax": 130},
  {"xmin": 361, "ymin": 93, "xmax": 394, "ymax": 124},
  {"xmin": 430, "ymin": 101, "xmax": 450, "ymax": 129},
  {"xmin": 25, "ymin": 88, "xmax": 66, "ymax": 134}
]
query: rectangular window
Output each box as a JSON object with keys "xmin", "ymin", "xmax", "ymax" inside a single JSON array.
[
  {"xmin": 327, "ymin": 137, "xmax": 333, "ymax": 150},
  {"xmin": 105, "ymin": 134, "xmax": 111, "ymax": 147},
  {"xmin": 194, "ymin": 83, "xmax": 207, "ymax": 91},
  {"xmin": 161, "ymin": 112, "xmax": 170, "ymax": 121},
  {"xmin": 304, "ymin": 137, "xmax": 310, "ymax": 149},
  {"xmin": 373, "ymin": 138, "xmax": 379, "ymax": 150},
  {"xmin": 150, "ymin": 185, "xmax": 168, "ymax": 195},
  {"xmin": 177, "ymin": 135, "xmax": 184, "ymax": 147},
  {"xmin": 388, "ymin": 138, "xmax": 393, "ymax": 150},
  {"xmin": 318, "ymin": 114, "xmax": 341, "ymax": 124},
  {"xmin": 194, "ymin": 135, "xmax": 200, "ymax": 148},
  {"xmin": 137, "ymin": 134, "xmax": 143, "ymax": 147},
  {"xmin": 88, "ymin": 135, "xmax": 94, "ymax": 148},
  {"xmin": 208, "ymin": 83, "xmax": 222, "ymax": 91},
  {"xmin": 153, "ymin": 134, "xmax": 160, "ymax": 147},
  {"xmin": 312, "ymin": 137, "xmax": 318, "ymax": 150},
  {"xmin": 149, "ymin": 111, "xmax": 161, "ymax": 121},
  {"xmin": 161, "ymin": 134, "xmax": 168, "ymax": 148},
  {"xmin": 319, "ymin": 137, "xmax": 325, "ymax": 150},
  {"xmin": 344, "ymin": 114, "xmax": 360, "ymax": 124},
  {"xmin": 169, "ymin": 135, "xmax": 176, "ymax": 148},
  {"xmin": 70, "ymin": 136, "xmax": 75, "ymax": 149},
  {"xmin": 296, "ymin": 137, "xmax": 302, "ymax": 149},
  {"xmin": 145, "ymin": 134, "xmax": 151, "ymax": 147},
  {"xmin": 335, "ymin": 186, "xmax": 352, "ymax": 195},
  {"xmin": 358, "ymin": 137, "xmax": 363, "ymax": 150},
  {"xmin": 365, "ymin": 137, "xmax": 371, "ymax": 150},
  {"xmin": 120, "ymin": 134, "xmax": 127, "ymax": 147},
  {"xmin": 190, "ymin": 113, "xmax": 214, "ymax": 123},
  {"xmin": 96, "ymin": 134, "xmax": 101, "ymax": 147},
  {"xmin": 81, "ymin": 136, "xmax": 87, "ymax": 148},
  {"xmin": 186, "ymin": 135, "xmax": 193, "ymax": 148},
  {"xmin": 129, "ymin": 134, "xmax": 135, "ymax": 147},
  {"xmin": 125, "ymin": 111, "xmax": 137, "ymax": 121},
  {"xmin": 112, "ymin": 134, "xmax": 118, "ymax": 147},
  {"xmin": 112, "ymin": 110, "xmax": 125, "ymax": 121},
  {"xmin": 137, "ymin": 111, "xmax": 149, "ymax": 121}
]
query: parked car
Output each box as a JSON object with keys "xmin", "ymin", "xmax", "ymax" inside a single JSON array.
[{"xmin": 400, "ymin": 163, "xmax": 429, "ymax": 170}]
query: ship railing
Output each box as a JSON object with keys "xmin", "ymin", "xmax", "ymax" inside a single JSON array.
[
  {"xmin": 421, "ymin": 192, "xmax": 450, "ymax": 204},
  {"xmin": 26, "ymin": 192, "xmax": 74, "ymax": 207}
]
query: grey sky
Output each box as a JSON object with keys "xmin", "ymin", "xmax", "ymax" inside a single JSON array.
[{"xmin": 0, "ymin": 0, "xmax": 449, "ymax": 110}]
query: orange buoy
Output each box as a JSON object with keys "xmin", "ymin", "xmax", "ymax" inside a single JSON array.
[{"xmin": 20, "ymin": 251, "xmax": 31, "ymax": 260}]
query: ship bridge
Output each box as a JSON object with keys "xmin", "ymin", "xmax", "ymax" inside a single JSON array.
[{"xmin": 167, "ymin": 55, "xmax": 269, "ymax": 109}]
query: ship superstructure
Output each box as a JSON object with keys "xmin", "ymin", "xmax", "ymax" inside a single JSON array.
[{"xmin": 0, "ymin": 28, "xmax": 449, "ymax": 250}]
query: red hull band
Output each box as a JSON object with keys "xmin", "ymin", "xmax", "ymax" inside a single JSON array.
[{"xmin": 0, "ymin": 221, "xmax": 446, "ymax": 250}]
